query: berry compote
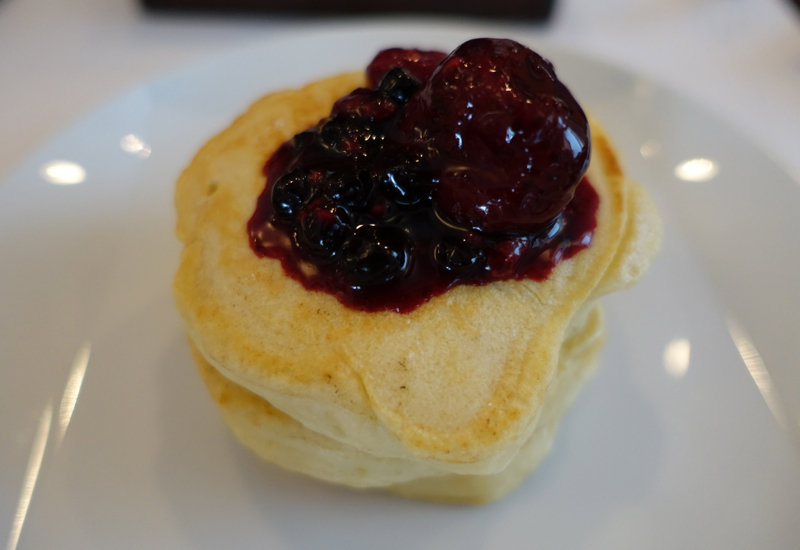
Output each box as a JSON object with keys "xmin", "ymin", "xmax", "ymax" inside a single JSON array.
[{"xmin": 248, "ymin": 38, "xmax": 598, "ymax": 313}]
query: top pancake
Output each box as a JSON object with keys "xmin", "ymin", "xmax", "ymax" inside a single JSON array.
[{"xmin": 174, "ymin": 71, "xmax": 660, "ymax": 469}]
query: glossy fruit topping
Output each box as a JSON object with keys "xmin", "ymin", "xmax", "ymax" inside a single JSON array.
[
  {"xmin": 402, "ymin": 38, "xmax": 590, "ymax": 233},
  {"xmin": 366, "ymin": 48, "xmax": 447, "ymax": 87},
  {"xmin": 248, "ymin": 39, "xmax": 597, "ymax": 313}
]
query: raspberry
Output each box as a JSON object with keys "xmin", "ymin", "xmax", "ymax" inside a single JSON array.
[{"xmin": 406, "ymin": 38, "xmax": 590, "ymax": 233}]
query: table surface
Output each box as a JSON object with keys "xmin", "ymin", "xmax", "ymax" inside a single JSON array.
[{"xmin": 1, "ymin": 0, "xmax": 799, "ymax": 184}]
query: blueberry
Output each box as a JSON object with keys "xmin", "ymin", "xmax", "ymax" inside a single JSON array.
[
  {"xmin": 326, "ymin": 170, "xmax": 373, "ymax": 207},
  {"xmin": 319, "ymin": 116, "xmax": 384, "ymax": 158},
  {"xmin": 377, "ymin": 68, "xmax": 420, "ymax": 105},
  {"xmin": 332, "ymin": 88, "xmax": 397, "ymax": 122},
  {"xmin": 295, "ymin": 200, "xmax": 351, "ymax": 258},
  {"xmin": 272, "ymin": 170, "xmax": 313, "ymax": 219},
  {"xmin": 340, "ymin": 225, "xmax": 411, "ymax": 288},
  {"xmin": 434, "ymin": 236, "xmax": 485, "ymax": 274},
  {"xmin": 379, "ymin": 166, "xmax": 432, "ymax": 206}
]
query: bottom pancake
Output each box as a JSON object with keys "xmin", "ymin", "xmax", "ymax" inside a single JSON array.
[{"xmin": 192, "ymin": 301, "xmax": 605, "ymax": 504}]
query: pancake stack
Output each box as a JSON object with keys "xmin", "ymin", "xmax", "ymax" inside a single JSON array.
[{"xmin": 173, "ymin": 72, "xmax": 661, "ymax": 504}]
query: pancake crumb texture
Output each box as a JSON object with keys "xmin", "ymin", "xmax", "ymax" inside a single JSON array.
[{"xmin": 173, "ymin": 72, "xmax": 662, "ymax": 503}]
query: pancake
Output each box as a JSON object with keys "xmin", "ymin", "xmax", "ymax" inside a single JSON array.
[
  {"xmin": 194, "ymin": 301, "xmax": 604, "ymax": 503},
  {"xmin": 173, "ymin": 70, "xmax": 662, "ymax": 502}
]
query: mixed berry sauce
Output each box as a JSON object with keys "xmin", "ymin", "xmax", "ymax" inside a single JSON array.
[{"xmin": 248, "ymin": 39, "xmax": 598, "ymax": 313}]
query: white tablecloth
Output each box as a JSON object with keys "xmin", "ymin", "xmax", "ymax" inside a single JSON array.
[{"xmin": 1, "ymin": 0, "xmax": 798, "ymax": 182}]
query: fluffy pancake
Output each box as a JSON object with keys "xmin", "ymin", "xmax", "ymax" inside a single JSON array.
[
  {"xmin": 193, "ymin": 301, "xmax": 605, "ymax": 503},
  {"xmin": 174, "ymin": 71, "xmax": 661, "ymax": 500}
]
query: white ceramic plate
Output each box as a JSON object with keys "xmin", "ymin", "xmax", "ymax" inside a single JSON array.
[{"xmin": 2, "ymin": 24, "xmax": 799, "ymax": 549}]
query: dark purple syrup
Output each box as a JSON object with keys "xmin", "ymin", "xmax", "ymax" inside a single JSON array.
[{"xmin": 248, "ymin": 39, "xmax": 597, "ymax": 313}]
